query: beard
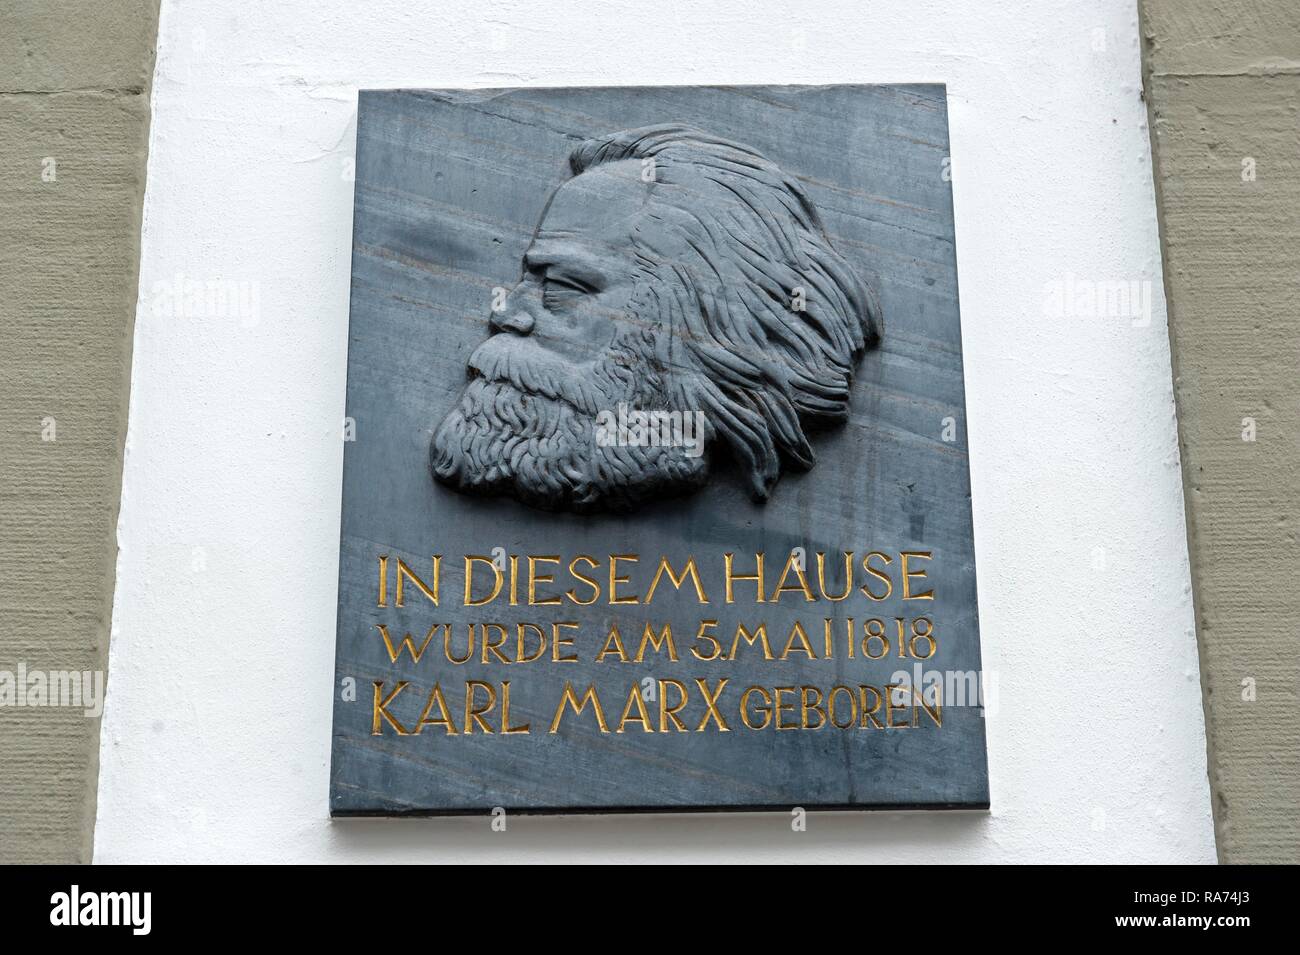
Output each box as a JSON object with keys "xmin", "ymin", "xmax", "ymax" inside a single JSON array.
[{"xmin": 430, "ymin": 328, "xmax": 709, "ymax": 512}]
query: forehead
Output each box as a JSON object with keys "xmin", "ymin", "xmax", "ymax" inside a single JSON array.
[{"xmin": 537, "ymin": 159, "xmax": 652, "ymax": 241}]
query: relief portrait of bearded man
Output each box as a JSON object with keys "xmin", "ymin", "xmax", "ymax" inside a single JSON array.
[{"xmin": 430, "ymin": 124, "xmax": 882, "ymax": 513}]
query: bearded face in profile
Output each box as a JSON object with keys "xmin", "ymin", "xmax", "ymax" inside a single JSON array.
[{"xmin": 431, "ymin": 125, "xmax": 881, "ymax": 513}]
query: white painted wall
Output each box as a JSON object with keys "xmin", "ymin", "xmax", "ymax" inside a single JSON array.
[{"xmin": 96, "ymin": 0, "xmax": 1215, "ymax": 863}]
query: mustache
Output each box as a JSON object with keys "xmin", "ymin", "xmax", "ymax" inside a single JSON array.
[{"xmin": 466, "ymin": 333, "xmax": 610, "ymax": 415}]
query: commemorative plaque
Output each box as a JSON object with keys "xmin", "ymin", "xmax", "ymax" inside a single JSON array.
[{"xmin": 330, "ymin": 85, "xmax": 989, "ymax": 814}]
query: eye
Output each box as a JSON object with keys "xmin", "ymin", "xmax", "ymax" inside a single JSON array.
[{"xmin": 542, "ymin": 272, "xmax": 596, "ymax": 311}]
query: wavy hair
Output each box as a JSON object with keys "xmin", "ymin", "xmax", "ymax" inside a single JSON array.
[{"xmin": 569, "ymin": 124, "xmax": 881, "ymax": 499}]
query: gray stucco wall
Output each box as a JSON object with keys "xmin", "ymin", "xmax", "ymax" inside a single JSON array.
[
  {"xmin": 0, "ymin": 0, "xmax": 159, "ymax": 863},
  {"xmin": 1141, "ymin": 0, "xmax": 1300, "ymax": 863}
]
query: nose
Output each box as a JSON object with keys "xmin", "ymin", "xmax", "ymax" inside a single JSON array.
[
  {"xmin": 490, "ymin": 310, "xmax": 534, "ymax": 335},
  {"xmin": 489, "ymin": 283, "xmax": 536, "ymax": 336}
]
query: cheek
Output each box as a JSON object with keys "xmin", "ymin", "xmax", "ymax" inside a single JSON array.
[
  {"xmin": 585, "ymin": 286, "xmax": 639, "ymax": 326},
  {"xmin": 546, "ymin": 290, "xmax": 631, "ymax": 341}
]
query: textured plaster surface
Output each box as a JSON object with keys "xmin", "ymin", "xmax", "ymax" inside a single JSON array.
[
  {"xmin": 95, "ymin": 0, "xmax": 1214, "ymax": 863},
  {"xmin": 1142, "ymin": 0, "xmax": 1300, "ymax": 864},
  {"xmin": 0, "ymin": 0, "xmax": 159, "ymax": 862}
]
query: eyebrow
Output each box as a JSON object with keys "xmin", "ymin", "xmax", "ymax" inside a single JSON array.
[{"xmin": 524, "ymin": 240, "xmax": 610, "ymax": 287}]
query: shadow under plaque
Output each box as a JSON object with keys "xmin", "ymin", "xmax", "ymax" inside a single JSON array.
[{"xmin": 330, "ymin": 84, "xmax": 988, "ymax": 815}]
